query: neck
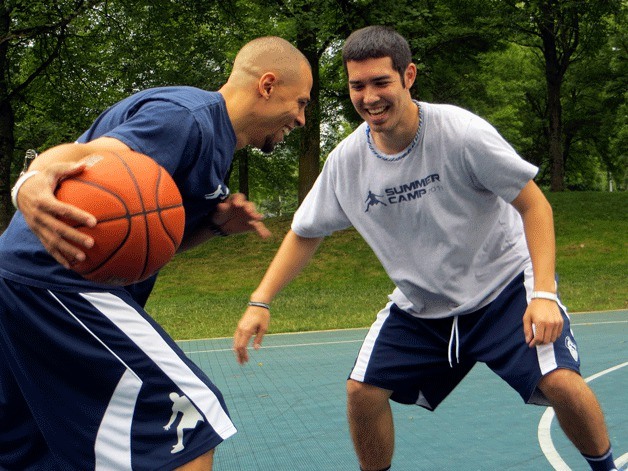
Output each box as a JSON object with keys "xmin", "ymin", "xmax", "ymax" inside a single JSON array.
[
  {"xmin": 218, "ymin": 84, "xmax": 256, "ymax": 150},
  {"xmin": 370, "ymin": 100, "xmax": 420, "ymax": 154}
]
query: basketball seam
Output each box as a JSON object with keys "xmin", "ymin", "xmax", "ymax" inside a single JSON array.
[
  {"xmin": 112, "ymin": 151, "xmax": 151, "ymax": 280},
  {"xmin": 156, "ymin": 167, "xmax": 181, "ymax": 251},
  {"xmin": 62, "ymin": 151, "xmax": 183, "ymax": 284},
  {"xmin": 66, "ymin": 179, "xmax": 133, "ymax": 277}
]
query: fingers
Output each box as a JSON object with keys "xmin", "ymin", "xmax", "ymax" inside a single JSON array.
[
  {"xmin": 30, "ymin": 208, "xmax": 96, "ymax": 269},
  {"xmin": 524, "ymin": 300, "xmax": 564, "ymax": 347},
  {"xmin": 233, "ymin": 308, "xmax": 270, "ymax": 365},
  {"xmin": 18, "ymin": 164, "xmax": 97, "ymax": 269},
  {"xmin": 250, "ymin": 220, "xmax": 272, "ymax": 239},
  {"xmin": 213, "ymin": 193, "xmax": 272, "ymax": 237},
  {"xmin": 233, "ymin": 327, "xmax": 252, "ymax": 364},
  {"xmin": 523, "ymin": 312, "xmax": 534, "ymax": 346}
]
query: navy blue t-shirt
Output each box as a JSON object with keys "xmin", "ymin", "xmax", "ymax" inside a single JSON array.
[{"xmin": 0, "ymin": 86, "xmax": 236, "ymax": 304}]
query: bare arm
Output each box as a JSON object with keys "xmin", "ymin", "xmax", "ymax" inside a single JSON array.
[
  {"xmin": 511, "ymin": 180, "xmax": 562, "ymax": 347},
  {"xmin": 233, "ymin": 230, "xmax": 323, "ymax": 364},
  {"xmin": 15, "ymin": 137, "xmax": 131, "ymax": 268},
  {"xmin": 178, "ymin": 193, "xmax": 271, "ymax": 252}
]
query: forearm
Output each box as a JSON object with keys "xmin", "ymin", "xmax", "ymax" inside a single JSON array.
[
  {"xmin": 177, "ymin": 216, "xmax": 222, "ymax": 253},
  {"xmin": 29, "ymin": 137, "xmax": 130, "ymax": 171},
  {"xmin": 522, "ymin": 203, "xmax": 556, "ymax": 291},
  {"xmin": 512, "ymin": 181, "xmax": 557, "ymax": 292},
  {"xmin": 250, "ymin": 230, "xmax": 323, "ymax": 303}
]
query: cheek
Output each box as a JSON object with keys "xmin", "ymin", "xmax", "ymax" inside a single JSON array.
[{"xmin": 349, "ymin": 92, "xmax": 362, "ymax": 108}]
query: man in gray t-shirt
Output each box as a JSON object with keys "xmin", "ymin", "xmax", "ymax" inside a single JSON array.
[{"xmin": 234, "ymin": 26, "xmax": 618, "ymax": 471}]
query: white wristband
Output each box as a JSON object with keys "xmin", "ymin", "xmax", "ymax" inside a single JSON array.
[
  {"xmin": 531, "ymin": 291, "xmax": 558, "ymax": 302},
  {"xmin": 11, "ymin": 170, "xmax": 40, "ymax": 210}
]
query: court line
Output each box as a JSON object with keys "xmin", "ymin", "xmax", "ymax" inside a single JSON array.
[
  {"xmin": 182, "ymin": 339, "xmax": 364, "ymax": 355},
  {"xmin": 538, "ymin": 362, "xmax": 628, "ymax": 471},
  {"xmin": 571, "ymin": 320, "xmax": 628, "ymax": 327},
  {"xmin": 180, "ymin": 319, "xmax": 626, "ymax": 355}
]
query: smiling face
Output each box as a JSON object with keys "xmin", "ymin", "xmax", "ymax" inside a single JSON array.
[
  {"xmin": 347, "ymin": 57, "xmax": 416, "ymax": 137},
  {"xmin": 255, "ymin": 61, "xmax": 313, "ymax": 154}
]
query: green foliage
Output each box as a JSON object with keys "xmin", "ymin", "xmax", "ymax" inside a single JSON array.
[{"xmin": 2, "ymin": 0, "xmax": 626, "ymax": 231}]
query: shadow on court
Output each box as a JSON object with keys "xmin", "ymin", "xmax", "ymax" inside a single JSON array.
[{"xmin": 178, "ymin": 310, "xmax": 627, "ymax": 470}]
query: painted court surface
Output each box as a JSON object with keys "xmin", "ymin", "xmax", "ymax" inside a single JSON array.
[{"xmin": 178, "ymin": 310, "xmax": 627, "ymax": 470}]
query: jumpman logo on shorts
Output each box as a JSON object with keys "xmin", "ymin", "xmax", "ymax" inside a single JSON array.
[{"xmin": 163, "ymin": 392, "xmax": 205, "ymax": 453}]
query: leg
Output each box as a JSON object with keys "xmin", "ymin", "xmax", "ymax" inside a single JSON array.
[
  {"xmin": 347, "ymin": 379, "xmax": 394, "ymax": 471},
  {"xmin": 175, "ymin": 449, "xmax": 214, "ymax": 471},
  {"xmin": 538, "ymin": 368, "xmax": 610, "ymax": 456},
  {"xmin": 173, "ymin": 427, "xmax": 185, "ymax": 453}
]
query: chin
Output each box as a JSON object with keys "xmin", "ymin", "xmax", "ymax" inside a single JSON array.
[{"xmin": 260, "ymin": 137, "xmax": 276, "ymax": 153}]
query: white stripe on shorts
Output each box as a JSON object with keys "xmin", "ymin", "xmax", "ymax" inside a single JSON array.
[
  {"xmin": 522, "ymin": 265, "xmax": 567, "ymax": 375},
  {"xmin": 95, "ymin": 370, "xmax": 141, "ymax": 469},
  {"xmin": 80, "ymin": 292, "xmax": 237, "ymax": 451},
  {"xmin": 350, "ymin": 302, "xmax": 391, "ymax": 382}
]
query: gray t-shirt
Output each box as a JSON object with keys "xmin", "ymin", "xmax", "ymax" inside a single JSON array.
[{"xmin": 292, "ymin": 102, "xmax": 538, "ymax": 319}]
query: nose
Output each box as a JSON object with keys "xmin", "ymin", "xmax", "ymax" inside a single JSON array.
[
  {"xmin": 363, "ymin": 86, "xmax": 379, "ymax": 105},
  {"xmin": 295, "ymin": 108, "xmax": 306, "ymax": 128}
]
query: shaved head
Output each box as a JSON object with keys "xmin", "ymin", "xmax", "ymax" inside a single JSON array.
[
  {"xmin": 229, "ymin": 36, "xmax": 310, "ymax": 86},
  {"xmin": 220, "ymin": 36, "xmax": 312, "ymax": 152}
]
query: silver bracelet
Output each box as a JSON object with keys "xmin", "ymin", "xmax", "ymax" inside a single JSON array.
[
  {"xmin": 531, "ymin": 291, "xmax": 558, "ymax": 302},
  {"xmin": 11, "ymin": 170, "xmax": 40, "ymax": 209},
  {"xmin": 248, "ymin": 301, "xmax": 270, "ymax": 310}
]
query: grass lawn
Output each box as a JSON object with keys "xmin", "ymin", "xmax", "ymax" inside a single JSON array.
[{"xmin": 146, "ymin": 191, "xmax": 627, "ymax": 340}]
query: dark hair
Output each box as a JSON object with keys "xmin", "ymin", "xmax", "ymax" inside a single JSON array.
[{"xmin": 342, "ymin": 26, "xmax": 413, "ymax": 85}]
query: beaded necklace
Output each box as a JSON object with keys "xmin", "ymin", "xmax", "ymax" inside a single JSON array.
[{"xmin": 365, "ymin": 100, "xmax": 423, "ymax": 162}]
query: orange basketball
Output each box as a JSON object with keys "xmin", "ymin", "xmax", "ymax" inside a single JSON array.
[{"xmin": 55, "ymin": 149, "xmax": 185, "ymax": 285}]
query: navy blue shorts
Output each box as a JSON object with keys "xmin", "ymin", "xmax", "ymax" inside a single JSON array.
[
  {"xmin": 0, "ymin": 278, "xmax": 236, "ymax": 470},
  {"xmin": 349, "ymin": 271, "xmax": 581, "ymax": 410}
]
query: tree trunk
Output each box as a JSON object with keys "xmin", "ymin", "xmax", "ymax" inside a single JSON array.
[
  {"xmin": 0, "ymin": 99, "xmax": 15, "ymax": 232},
  {"xmin": 296, "ymin": 16, "xmax": 321, "ymax": 205},
  {"xmin": 546, "ymin": 78, "xmax": 564, "ymax": 191},
  {"xmin": 237, "ymin": 148, "xmax": 249, "ymax": 198},
  {"xmin": 0, "ymin": 4, "xmax": 14, "ymax": 231},
  {"xmin": 537, "ymin": 0, "xmax": 578, "ymax": 192},
  {"xmin": 540, "ymin": 29, "xmax": 565, "ymax": 191}
]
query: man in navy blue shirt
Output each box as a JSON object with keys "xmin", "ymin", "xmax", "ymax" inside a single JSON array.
[{"xmin": 0, "ymin": 36, "xmax": 312, "ymax": 470}]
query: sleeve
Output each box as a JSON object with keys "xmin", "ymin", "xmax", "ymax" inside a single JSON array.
[
  {"xmin": 291, "ymin": 153, "xmax": 352, "ymax": 238},
  {"xmin": 462, "ymin": 116, "xmax": 538, "ymax": 203},
  {"xmin": 103, "ymin": 101, "xmax": 201, "ymax": 177}
]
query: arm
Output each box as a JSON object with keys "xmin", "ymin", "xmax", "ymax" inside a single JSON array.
[
  {"xmin": 177, "ymin": 193, "xmax": 271, "ymax": 252},
  {"xmin": 14, "ymin": 137, "xmax": 131, "ymax": 269},
  {"xmin": 510, "ymin": 180, "xmax": 562, "ymax": 347},
  {"xmin": 233, "ymin": 230, "xmax": 323, "ymax": 364}
]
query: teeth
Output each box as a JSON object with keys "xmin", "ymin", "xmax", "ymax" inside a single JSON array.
[
  {"xmin": 283, "ymin": 127, "xmax": 291, "ymax": 137},
  {"xmin": 368, "ymin": 107, "xmax": 386, "ymax": 116}
]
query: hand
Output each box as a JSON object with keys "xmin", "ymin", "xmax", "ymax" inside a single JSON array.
[
  {"xmin": 212, "ymin": 193, "xmax": 271, "ymax": 239},
  {"xmin": 17, "ymin": 161, "xmax": 97, "ymax": 269},
  {"xmin": 523, "ymin": 299, "xmax": 564, "ymax": 347},
  {"xmin": 233, "ymin": 306, "xmax": 271, "ymax": 364}
]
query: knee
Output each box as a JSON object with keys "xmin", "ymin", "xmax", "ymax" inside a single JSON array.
[
  {"xmin": 174, "ymin": 448, "xmax": 214, "ymax": 470},
  {"xmin": 347, "ymin": 380, "xmax": 391, "ymax": 412},
  {"xmin": 538, "ymin": 368, "xmax": 586, "ymax": 403}
]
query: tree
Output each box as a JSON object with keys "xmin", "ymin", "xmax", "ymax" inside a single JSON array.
[
  {"xmin": 2, "ymin": 0, "xmax": 242, "ymax": 231},
  {"xmin": 492, "ymin": 0, "xmax": 623, "ymax": 191},
  {"xmin": 0, "ymin": 0, "xmax": 107, "ymax": 230}
]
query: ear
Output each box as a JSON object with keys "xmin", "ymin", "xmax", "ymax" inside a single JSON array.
[
  {"xmin": 258, "ymin": 72, "xmax": 277, "ymax": 99},
  {"xmin": 404, "ymin": 63, "xmax": 417, "ymax": 89}
]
